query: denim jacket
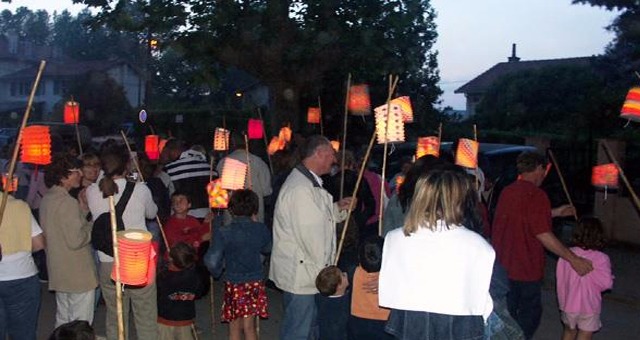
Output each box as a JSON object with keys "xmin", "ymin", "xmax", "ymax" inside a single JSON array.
[{"xmin": 204, "ymin": 216, "xmax": 271, "ymax": 284}]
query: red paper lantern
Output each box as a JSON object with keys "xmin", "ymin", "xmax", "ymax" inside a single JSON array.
[
  {"xmin": 416, "ymin": 136, "xmax": 440, "ymax": 158},
  {"xmin": 591, "ymin": 163, "xmax": 619, "ymax": 189},
  {"xmin": 220, "ymin": 158, "xmax": 247, "ymax": 190},
  {"xmin": 248, "ymin": 119, "xmax": 264, "ymax": 140},
  {"xmin": 63, "ymin": 101, "xmax": 80, "ymax": 124},
  {"xmin": 144, "ymin": 135, "xmax": 160, "ymax": 161},
  {"xmin": 307, "ymin": 107, "xmax": 321, "ymax": 124},
  {"xmin": 374, "ymin": 103, "xmax": 405, "ymax": 144},
  {"xmin": 620, "ymin": 87, "xmax": 640, "ymax": 122},
  {"xmin": 207, "ymin": 179, "xmax": 229, "ymax": 209},
  {"xmin": 21, "ymin": 125, "xmax": 52, "ymax": 165},
  {"xmin": 348, "ymin": 84, "xmax": 371, "ymax": 115},
  {"xmin": 279, "ymin": 126, "xmax": 292, "ymax": 143},
  {"xmin": 2, "ymin": 174, "xmax": 18, "ymax": 192},
  {"xmin": 111, "ymin": 230, "xmax": 154, "ymax": 286},
  {"xmin": 455, "ymin": 138, "xmax": 479, "ymax": 169},
  {"xmin": 213, "ymin": 128, "xmax": 230, "ymax": 151},
  {"xmin": 391, "ymin": 96, "xmax": 413, "ymax": 123},
  {"xmin": 267, "ymin": 137, "xmax": 285, "ymax": 155}
]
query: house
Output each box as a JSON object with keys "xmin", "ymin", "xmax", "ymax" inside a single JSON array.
[
  {"xmin": 455, "ymin": 44, "xmax": 594, "ymax": 117},
  {"xmin": 0, "ymin": 33, "xmax": 145, "ymax": 122}
]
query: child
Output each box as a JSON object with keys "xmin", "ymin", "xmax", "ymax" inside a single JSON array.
[
  {"xmin": 349, "ymin": 236, "xmax": 392, "ymax": 340},
  {"xmin": 204, "ymin": 189, "xmax": 271, "ymax": 340},
  {"xmin": 48, "ymin": 320, "xmax": 95, "ymax": 340},
  {"xmin": 157, "ymin": 242, "xmax": 203, "ymax": 340},
  {"xmin": 316, "ymin": 265, "xmax": 350, "ymax": 297},
  {"xmin": 165, "ymin": 191, "xmax": 212, "ymax": 252},
  {"xmin": 556, "ymin": 216, "xmax": 614, "ymax": 340}
]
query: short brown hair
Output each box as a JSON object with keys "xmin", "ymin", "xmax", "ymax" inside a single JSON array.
[
  {"xmin": 229, "ymin": 189, "xmax": 259, "ymax": 216},
  {"xmin": 169, "ymin": 242, "xmax": 197, "ymax": 270},
  {"xmin": 516, "ymin": 151, "xmax": 547, "ymax": 174},
  {"xmin": 44, "ymin": 153, "xmax": 82, "ymax": 188},
  {"xmin": 315, "ymin": 266, "xmax": 342, "ymax": 296},
  {"xmin": 572, "ymin": 216, "xmax": 606, "ymax": 250}
]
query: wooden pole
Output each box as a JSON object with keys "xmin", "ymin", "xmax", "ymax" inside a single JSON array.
[
  {"xmin": 601, "ymin": 141, "xmax": 640, "ymax": 212},
  {"xmin": 548, "ymin": 149, "xmax": 579, "ymax": 220},
  {"xmin": 378, "ymin": 75, "xmax": 400, "ymax": 237},
  {"xmin": 109, "ymin": 195, "xmax": 126, "ymax": 340},
  {"xmin": 318, "ymin": 96, "xmax": 324, "ymax": 137},
  {"xmin": 256, "ymin": 108, "xmax": 273, "ymax": 175},
  {"xmin": 207, "ymin": 157, "xmax": 216, "ymax": 336},
  {"xmin": 340, "ymin": 74, "xmax": 352, "ymax": 200},
  {"xmin": 244, "ymin": 134, "xmax": 253, "ymax": 189}
]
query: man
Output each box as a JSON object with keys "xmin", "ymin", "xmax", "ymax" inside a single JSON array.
[
  {"xmin": 269, "ymin": 135, "xmax": 353, "ymax": 340},
  {"xmin": 491, "ymin": 151, "xmax": 593, "ymax": 339}
]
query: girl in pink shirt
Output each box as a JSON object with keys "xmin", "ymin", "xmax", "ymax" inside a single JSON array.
[{"xmin": 556, "ymin": 217, "xmax": 613, "ymax": 340}]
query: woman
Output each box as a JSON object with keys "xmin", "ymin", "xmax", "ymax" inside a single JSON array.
[
  {"xmin": 379, "ymin": 169, "xmax": 495, "ymax": 340},
  {"xmin": 86, "ymin": 145, "xmax": 158, "ymax": 340}
]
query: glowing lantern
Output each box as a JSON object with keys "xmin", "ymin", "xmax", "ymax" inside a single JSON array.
[
  {"xmin": 21, "ymin": 125, "xmax": 51, "ymax": 165},
  {"xmin": 144, "ymin": 135, "xmax": 160, "ymax": 161},
  {"xmin": 391, "ymin": 96, "xmax": 413, "ymax": 123},
  {"xmin": 267, "ymin": 137, "xmax": 285, "ymax": 155},
  {"xmin": 207, "ymin": 179, "xmax": 229, "ymax": 209},
  {"xmin": 213, "ymin": 128, "xmax": 230, "ymax": 151},
  {"xmin": 63, "ymin": 101, "xmax": 80, "ymax": 124},
  {"xmin": 416, "ymin": 136, "xmax": 440, "ymax": 158},
  {"xmin": 395, "ymin": 175, "xmax": 405, "ymax": 191},
  {"xmin": 374, "ymin": 103, "xmax": 405, "ymax": 144},
  {"xmin": 591, "ymin": 163, "xmax": 619, "ymax": 189},
  {"xmin": 455, "ymin": 138, "xmax": 479, "ymax": 169},
  {"xmin": 348, "ymin": 84, "xmax": 371, "ymax": 115},
  {"xmin": 330, "ymin": 140, "xmax": 340, "ymax": 152},
  {"xmin": 307, "ymin": 107, "xmax": 321, "ymax": 124},
  {"xmin": 112, "ymin": 230, "xmax": 154, "ymax": 286},
  {"xmin": 620, "ymin": 87, "xmax": 640, "ymax": 122},
  {"xmin": 2, "ymin": 174, "xmax": 18, "ymax": 192},
  {"xmin": 220, "ymin": 158, "xmax": 247, "ymax": 190},
  {"xmin": 248, "ymin": 119, "xmax": 264, "ymax": 140},
  {"xmin": 279, "ymin": 126, "xmax": 292, "ymax": 143}
]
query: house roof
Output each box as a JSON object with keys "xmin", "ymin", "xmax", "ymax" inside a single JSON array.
[
  {"xmin": 454, "ymin": 56, "xmax": 595, "ymax": 95},
  {"xmin": 0, "ymin": 59, "xmax": 137, "ymax": 79}
]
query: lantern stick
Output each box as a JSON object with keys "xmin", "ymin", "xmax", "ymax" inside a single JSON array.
[
  {"xmin": 378, "ymin": 75, "xmax": 400, "ymax": 237},
  {"xmin": 339, "ymin": 73, "xmax": 352, "ymax": 200},
  {"xmin": 318, "ymin": 96, "xmax": 324, "ymax": 137},
  {"xmin": 547, "ymin": 149, "xmax": 578, "ymax": 220},
  {"xmin": 206, "ymin": 155, "xmax": 216, "ymax": 335},
  {"xmin": 119, "ymin": 130, "xmax": 170, "ymax": 251},
  {"xmin": 109, "ymin": 196, "xmax": 126, "ymax": 340},
  {"xmin": 335, "ymin": 129, "xmax": 376, "ymax": 266},
  {"xmin": 244, "ymin": 134, "xmax": 253, "ymax": 189},
  {"xmin": 69, "ymin": 96, "xmax": 84, "ymax": 156},
  {"xmin": 438, "ymin": 123, "xmax": 443, "ymax": 142},
  {"xmin": 256, "ymin": 108, "xmax": 273, "ymax": 175},
  {"xmin": 473, "ymin": 124, "xmax": 480, "ymax": 191},
  {"xmin": 0, "ymin": 60, "xmax": 46, "ymax": 261},
  {"xmin": 601, "ymin": 141, "xmax": 640, "ymax": 212}
]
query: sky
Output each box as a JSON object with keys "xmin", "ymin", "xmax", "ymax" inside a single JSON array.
[{"xmin": 2, "ymin": 0, "xmax": 621, "ymax": 110}]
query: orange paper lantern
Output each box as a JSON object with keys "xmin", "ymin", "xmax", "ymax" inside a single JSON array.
[
  {"xmin": 395, "ymin": 175, "xmax": 405, "ymax": 191},
  {"xmin": 207, "ymin": 179, "xmax": 229, "ymax": 209},
  {"xmin": 248, "ymin": 119, "xmax": 264, "ymax": 140},
  {"xmin": 63, "ymin": 101, "xmax": 80, "ymax": 124},
  {"xmin": 591, "ymin": 163, "xmax": 619, "ymax": 189},
  {"xmin": 374, "ymin": 103, "xmax": 405, "ymax": 144},
  {"xmin": 213, "ymin": 128, "xmax": 230, "ymax": 151},
  {"xmin": 111, "ymin": 230, "xmax": 154, "ymax": 286},
  {"xmin": 348, "ymin": 84, "xmax": 371, "ymax": 115},
  {"xmin": 220, "ymin": 158, "xmax": 247, "ymax": 190},
  {"xmin": 620, "ymin": 87, "xmax": 640, "ymax": 122},
  {"xmin": 330, "ymin": 140, "xmax": 340, "ymax": 152},
  {"xmin": 267, "ymin": 136, "xmax": 285, "ymax": 155},
  {"xmin": 21, "ymin": 125, "xmax": 52, "ymax": 165},
  {"xmin": 416, "ymin": 136, "xmax": 440, "ymax": 158},
  {"xmin": 144, "ymin": 135, "xmax": 160, "ymax": 161},
  {"xmin": 279, "ymin": 126, "xmax": 292, "ymax": 143},
  {"xmin": 391, "ymin": 96, "xmax": 413, "ymax": 123},
  {"xmin": 307, "ymin": 107, "xmax": 321, "ymax": 124},
  {"xmin": 455, "ymin": 138, "xmax": 479, "ymax": 169},
  {"xmin": 2, "ymin": 174, "xmax": 18, "ymax": 192}
]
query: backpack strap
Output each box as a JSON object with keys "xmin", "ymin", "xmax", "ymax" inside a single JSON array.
[{"xmin": 114, "ymin": 181, "xmax": 135, "ymax": 215}]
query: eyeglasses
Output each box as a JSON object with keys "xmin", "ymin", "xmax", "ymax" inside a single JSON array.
[{"xmin": 68, "ymin": 169, "xmax": 83, "ymax": 175}]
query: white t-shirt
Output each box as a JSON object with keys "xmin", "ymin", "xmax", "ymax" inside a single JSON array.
[{"xmin": 0, "ymin": 216, "xmax": 42, "ymax": 281}]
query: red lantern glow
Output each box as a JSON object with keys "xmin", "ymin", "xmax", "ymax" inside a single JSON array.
[
  {"xmin": 391, "ymin": 96, "xmax": 413, "ymax": 123},
  {"xmin": 348, "ymin": 84, "xmax": 371, "ymax": 115},
  {"xmin": 111, "ymin": 230, "xmax": 154, "ymax": 286},
  {"xmin": 207, "ymin": 179, "xmax": 229, "ymax": 209},
  {"xmin": 21, "ymin": 125, "xmax": 52, "ymax": 165},
  {"xmin": 620, "ymin": 87, "xmax": 640, "ymax": 122},
  {"xmin": 220, "ymin": 158, "xmax": 247, "ymax": 190},
  {"xmin": 248, "ymin": 119, "xmax": 264, "ymax": 140},
  {"xmin": 455, "ymin": 138, "xmax": 479, "ymax": 169},
  {"xmin": 591, "ymin": 163, "xmax": 619, "ymax": 189},
  {"xmin": 213, "ymin": 128, "xmax": 230, "ymax": 151},
  {"xmin": 144, "ymin": 135, "xmax": 160, "ymax": 161},
  {"xmin": 2, "ymin": 174, "xmax": 18, "ymax": 192},
  {"xmin": 63, "ymin": 101, "xmax": 80, "ymax": 124},
  {"xmin": 307, "ymin": 107, "xmax": 321, "ymax": 124},
  {"xmin": 416, "ymin": 136, "xmax": 440, "ymax": 158}
]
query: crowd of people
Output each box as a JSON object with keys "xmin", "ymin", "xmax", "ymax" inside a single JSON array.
[{"xmin": 0, "ymin": 131, "xmax": 614, "ymax": 340}]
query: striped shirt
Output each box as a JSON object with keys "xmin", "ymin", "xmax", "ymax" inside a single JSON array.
[{"xmin": 165, "ymin": 150, "xmax": 214, "ymax": 218}]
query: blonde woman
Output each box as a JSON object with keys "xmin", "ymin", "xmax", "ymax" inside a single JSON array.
[{"xmin": 379, "ymin": 169, "xmax": 495, "ymax": 340}]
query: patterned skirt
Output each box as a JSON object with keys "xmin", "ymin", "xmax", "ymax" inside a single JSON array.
[{"xmin": 221, "ymin": 280, "xmax": 269, "ymax": 322}]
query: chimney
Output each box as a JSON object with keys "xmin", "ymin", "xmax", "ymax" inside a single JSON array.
[{"xmin": 508, "ymin": 43, "xmax": 520, "ymax": 62}]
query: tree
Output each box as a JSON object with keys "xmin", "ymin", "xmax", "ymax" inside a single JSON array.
[{"xmin": 0, "ymin": 7, "xmax": 50, "ymax": 44}]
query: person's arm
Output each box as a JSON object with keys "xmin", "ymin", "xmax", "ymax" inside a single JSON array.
[
  {"xmin": 536, "ymin": 232, "xmax": 593, "ymax": 275},
  {"xmin": 139, "ymin": 184, "xmax": 158, "ymax": 219},
  {"xmin": 203, "ymin": 229, "xmax": 225, "ymax": 279},
  {"xmin": 260, "ymin": 223, "xmax": 272, "ymax": 255},
  {"xmin": 592, "ymin": 254, "xmax": 614, "ymax": 291},
  {"xmin": 30, "ymin": 216, "xmax": 45, "ymax": 252}
]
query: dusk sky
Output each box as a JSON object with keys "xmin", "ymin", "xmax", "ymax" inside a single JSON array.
[{"xmin": 3, "ymin": 0, "xmax": 621, "ymax": 110}]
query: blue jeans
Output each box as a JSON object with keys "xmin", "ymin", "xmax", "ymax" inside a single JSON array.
[
  {"xmin": 385, "ymin": 309, "xmax": 484, "ymax": 340},
  {"xmin": 507, "ymin": 280, "xmax": 542, "ymax": 340},
  {"xmin": 349, "ymin": 315, "xmax": 393, "ymax": 340},
  {"xmin": 0, "ymin": 275, "xmax": 41, "ymax": 340},
  {"xmin": 281, "ymin": 292, "xmax": 318, "ymax": 340}
]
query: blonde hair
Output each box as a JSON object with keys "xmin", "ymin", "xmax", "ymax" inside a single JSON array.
[{"xmin": 403, "ymin": 169, "xmax": 473, "ymax": 235}]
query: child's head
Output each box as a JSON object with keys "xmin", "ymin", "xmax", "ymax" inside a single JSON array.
[
  {"xmin": 169, "ymin": 242, "xmax": 197, "ymax": 270},
  {"xmin": 359, "ymin": 235, "xmax": 384, "ymax": 273},
  {"xmin": 316, "ymin": 265, "xmax": 348, "ymax": 296},
  {"xmin": 572, "ymin": 216, "xmax": 606, "ymax": 250},
  {"xmin": 48, "ymin": 320, "xmax": 95, "ymax": 340},
  {"xmin": 228, "ymin": 189, "xmax": 259, "ymax": 217},
  {"xmin": 171, "ymin": 191, "xmax": 191, "ymax": 215}
]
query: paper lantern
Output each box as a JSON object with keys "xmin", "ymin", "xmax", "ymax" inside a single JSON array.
[
  {"xmin": 213, "ymin": 128, "xmax": 230, "ymax": 151},
  {"xmin": 374, "ymin": 103, "xmax": 405, "ymax": 144},
  {"xmin": 455, "ymin": 138, "xmax": 479, "ymax": 169},
  {"xmin": 21, "ymin": 125, "xmax": 52, "ymax": 165},
  {"xmin": 330, "ymin": 140, "xmax": 340, "ymax": 152},
  {"xmin": 395, "ymin": 175, "xmax": 405, "ymax": 191},
  {"xmin": 591, "ymin": 163, "xmax": 619, "ymax": 189},
  {"xmin": 220, "ymin": 158, "xmax": 247, "ymax": 190},
  {"xmin": 207, "ymin": 179, "xmax": 229, "ymax": 209},
  {"xmin": 307, "ymin": 107, "xmax": 321, "ymax": 124},
  {"xmin": 144, "ymin": 135, "xmax": 160, "ymax": 161},
  {"xmin": 279, "ymin": 126, "xmax": 292, "ymax": 143},
  {"xmin": 416, "ymin": 136, "xmax": 440, "ymax": 158},
  {"xmin": 348, "ymin": 84, "xmax": 371, "ymax": 115},
  {"xmin": 63, "ymin": 101, "xmax": 80, "ymax": 124},
  {"xmin": 248, "ymin": 119, "xmax": 264, "ymax": 140},
  {"xmin": 391, "ymin": 96, "xmax": 413, "ymax": 123},
  {"xmin": 267, "ymin": 137, "xmax": 285, "ymax": 155},
  {"xmin": 111, "ymin": 230, "xmax": 153, "ymax": 286},
  {"xmin": 2, "ymin": 174, "xmax": 18, "ymax": 192},
  {"xmin": 620, "ymin": 87, "xmax": 640, "ymax": 122}
]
